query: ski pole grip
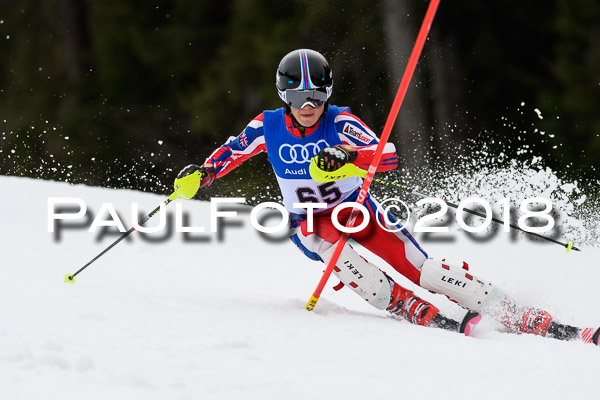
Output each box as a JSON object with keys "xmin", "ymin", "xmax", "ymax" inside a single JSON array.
[{"xmin": 174, "ymin": 171, "xmax": 202, "ymax": 199}]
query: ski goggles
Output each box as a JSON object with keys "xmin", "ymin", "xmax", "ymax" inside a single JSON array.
[{"xmin": 283, "ymin": 88, "xmax": 328, "ymax": 109}]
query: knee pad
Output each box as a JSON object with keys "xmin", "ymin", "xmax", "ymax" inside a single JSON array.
[
  {"xmin": 419, "ymin": 259, "xmax": 494, "ymax": 311},
  {"xmin": 322, "ymin": 243, "xmax": 391, "ymax": 310}
]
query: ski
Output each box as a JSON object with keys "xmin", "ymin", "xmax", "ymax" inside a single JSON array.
[
  {"xmin": 432, "ymin": 311, "xmax": 482, "ymax": 336},
  {"xmin": 547, "ymin": 323, "xmax": 600, "ymax": 345}
]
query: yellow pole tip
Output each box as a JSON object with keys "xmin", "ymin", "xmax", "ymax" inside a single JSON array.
[
  {"xmin": 305, "ymin": 295, "xmax": 319, "ymax": 311},
  {"xmin": 566, "ymin": 241, "xmax": 573, "ymax": 253}
]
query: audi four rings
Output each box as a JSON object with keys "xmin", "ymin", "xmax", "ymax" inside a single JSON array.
[{"xmin": 278, "ymin": 140, "xmax": 329, "ymax": 164}]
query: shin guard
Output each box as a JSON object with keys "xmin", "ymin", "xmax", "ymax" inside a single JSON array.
[
  {"xmin": 322, "ymin": 243, "xmax": 391, "ymax": 310},
  {"xmin": 419, "ymin": 259, "xmax": 494, "ymax": 311}
]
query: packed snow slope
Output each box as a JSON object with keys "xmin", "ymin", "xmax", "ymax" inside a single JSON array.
[{"xmin": 0, "ymin": 176, "xmax": 598, "ymax": 400}]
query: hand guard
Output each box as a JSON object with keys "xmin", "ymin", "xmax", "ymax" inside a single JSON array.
[
  {"xmin": 177, "ymin": 164, "xmax": 216, "ymax": 188},
  {"xmin": 315, "ymin": 145, "xmax": 358, "ymax": 172}
]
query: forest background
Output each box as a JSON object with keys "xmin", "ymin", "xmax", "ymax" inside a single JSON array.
[{"xmin": 1, "ymin": 0, "xmax": 598, "ymax": 200}]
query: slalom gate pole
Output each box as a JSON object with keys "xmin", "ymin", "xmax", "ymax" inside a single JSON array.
[
  {"xmin": 64, "ymin": 192, "xmax": 179, "ymax": 283},
  {"xmin": 371, "ymin": 177, "xmax": 581, "ymax": 252},
  {"xmin": 305, "ymin": 0, "xmax": 442, "ymax": 311}
]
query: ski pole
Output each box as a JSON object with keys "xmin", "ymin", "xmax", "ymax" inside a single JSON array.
[
  {"xmin": 305, "ymin": 0, "xmax": 441, "ymax": 311},
  {"xmin": 370, "ymin": 176, "xmax": 581, "ymax": 252},
  {"xmin": 64, "ymin": 171, "xmax": 203, "ymax": 283},
  {"xmin": 310, "ymin": 162, "xmax": 580, "ymax": 252},
  {"xmin": 63, "ymin": 192, "xmax": 179, "ymax": 283}
]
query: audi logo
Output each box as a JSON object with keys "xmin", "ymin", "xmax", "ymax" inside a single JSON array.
[{"xmin": 278, "ymin": 140, "xmax": 329, "ymax": 164}]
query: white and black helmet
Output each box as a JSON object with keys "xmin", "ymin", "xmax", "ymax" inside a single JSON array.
[{"xmin": 276, "ymin": 49, "xmax": 333, "ymax": 109}]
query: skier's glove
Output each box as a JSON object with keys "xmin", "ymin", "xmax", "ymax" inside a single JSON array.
[
  {"xmin": 316, "ymin": 145, "xmax": 358, "ymax": 172},
  {"xmin": 177, "ymin": 164, "xmax": 216, "ymax": 188}
]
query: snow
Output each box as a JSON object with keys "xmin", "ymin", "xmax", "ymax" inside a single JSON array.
[
  {"xmin": 534, "ymin": 108, "xmax": 544, "ymax": 119},
  {"xmin": 0, "ymin": 176, "xmax": 598, "ymax": 400}
]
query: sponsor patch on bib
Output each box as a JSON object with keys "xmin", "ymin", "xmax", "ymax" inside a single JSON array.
[{"xmin": 342, "ymin": 123, "xmax": 372, "ymax": 144}]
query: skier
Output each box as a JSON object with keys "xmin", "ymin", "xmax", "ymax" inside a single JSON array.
[{"xmin": 177, "ymin": 49, "xmax": 599, "ymax": 344}]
